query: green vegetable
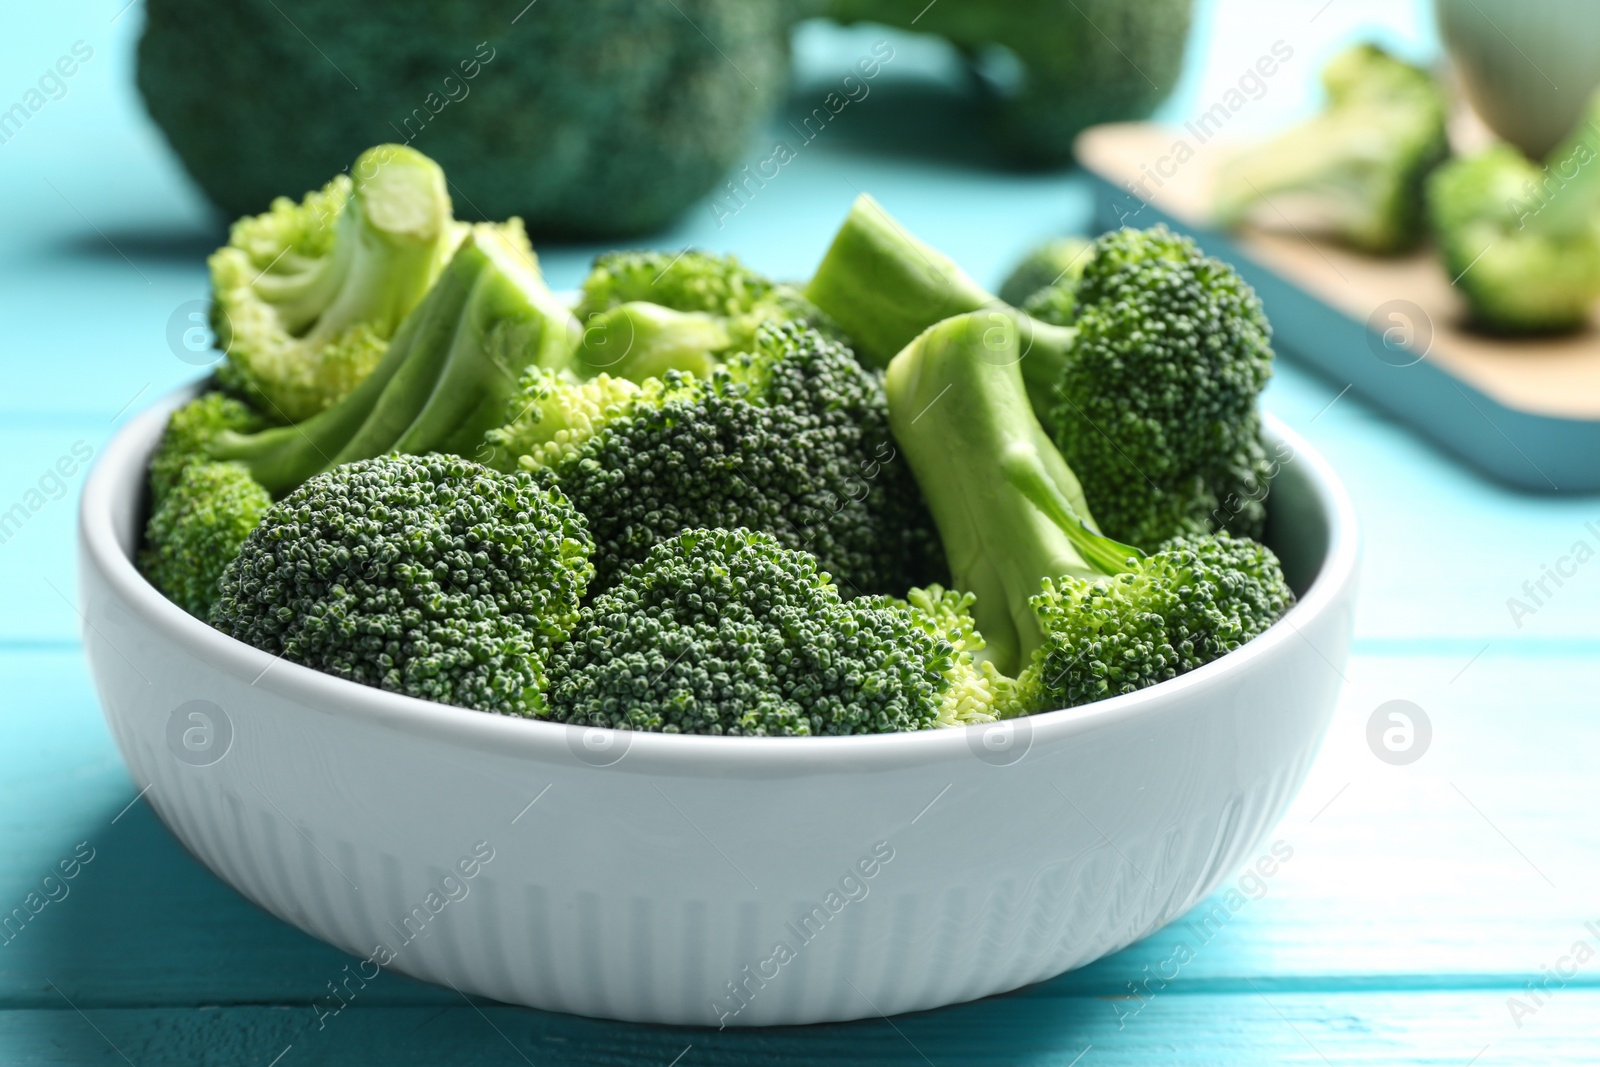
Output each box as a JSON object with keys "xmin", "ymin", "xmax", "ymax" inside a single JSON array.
[
  {"xmin": 521, "ymin": 322, "xmax": 941, "ymax": 597},
  {"xmin": 1427, "ymin": 91, "xmax": 1600, "ymax": 334},
  {"xmin": 212, "ymin": 454, "xmax": 594, "ymax": 715},
  {"xmin": 139, "ymin": 461, "xmax": 272, "ymax": 619},
  {"xmin": 808, "ymin": 198, "xmax": 1275, "ymax": 549},
  {"xmin": 1213, "ymin": 44, "xmax": 1449, "ymax": 255},
  {"xmin": 998, "ymin": 235, "xmax": 1093, "ymax": 314},
  {"xmin": 136, "ymin": 1, "xmax": 797, "ymax": 236},
  {"xmin": 886, "ymin": 311, "xmax": 1293, "ymax": 702},
  {"xmin": 546, "ymin": 527, "xmax": 965, "ymax": 735},
  {"xmin": 166, "ymin": 226, "xmax": 578, "ymax": 496},
  {"xmin": 147, "ymin": 392, "xmax": 265, "ymax": 507},
  {"xmin": 211, "ymin": 144, "xmax": 460, "ymax": 422},
  {"xmin": 826, "ymin": 0, "xmax": 1192, "ymax": 164}
]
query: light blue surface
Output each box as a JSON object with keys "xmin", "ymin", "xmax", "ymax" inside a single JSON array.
[{"xmin": 5, "ymin": 0, "xmax": 1600, "ymax": 1063}]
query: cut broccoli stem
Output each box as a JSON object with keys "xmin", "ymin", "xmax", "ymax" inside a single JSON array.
[
  {"xmin": 573, "ymin": 303, "xmax": 731, "ymax": 382},
  {"xmin": 886, "ymin": 312, "xmax": 1103, "ymax": 674}
]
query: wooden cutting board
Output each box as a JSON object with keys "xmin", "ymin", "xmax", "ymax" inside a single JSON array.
[{"xmin": 1075, "ymin": 122, "xmax": 1600, "ymax": 493}]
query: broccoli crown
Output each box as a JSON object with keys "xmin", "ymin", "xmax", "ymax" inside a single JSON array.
[
  {"xmin": 827, "ymin": 0, "xmax": 1190, "ymax": 164},
  {"xmin": 577, "ymin": 249, "xmax": 843, "ymax": 355},
  {"xmin": 547, "ymin": 528, "xmax": 952, "ymax": 736},
  {"xmin": 1056, "ymin": 225, "xmax": 1275, "ymax": 550},
  {"xmin": 999, "ymin": 236, "xmax": 1092, "ymax": 312},
  {"xmin": 878, "ymin": 586, "xmax": 1023, "ymax": 725},
  {"xmin": 211, "ymin": 144, "xmax": 459, "ymax": 422},
  {"xmin": 1025, "ymin": 532, "xmax": 1293, "ymax": 709},
  {"xmin": 1213, "ymin": 43, "xmax": 1448, "ymax": 255},
  {"xmin": 549, "ymin": 322, "xmax": 939, "ymax": 596},
  {"xmin": 149, "ymin": 391, "xmax": 266, "ymax": 506},
  {"xmin": 1427, "ymin": 98, "xmax": 1600, "ymax": 334},
  {"xmin": 137, "ymin": 0, "xmax": 795, "ymax": 237},
  {"xmin": 211, "ymin": 454, "xmax": 594, "ymax": 716},
  {"xmin": 139, "ymin": 461, "xmax": 272, "ymax": 619}
]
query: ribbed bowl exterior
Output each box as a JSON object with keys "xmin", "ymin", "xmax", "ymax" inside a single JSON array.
[{"xmin": 79, "ymin": 388, "xmax": 1358, "ymax": 1027}]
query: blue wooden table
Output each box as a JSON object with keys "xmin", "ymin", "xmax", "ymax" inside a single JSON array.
[{"xmin": 6, "ymin": 1, "xmax": 1598, "ymax": 1062}]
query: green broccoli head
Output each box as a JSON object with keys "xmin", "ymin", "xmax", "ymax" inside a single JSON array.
[
  {"xmin": 545, "ymin": 322, "xmax": 941, "ymax": 597},
  {"xmin": 1026, "ymin": 532, "xmax": 1293, "ymax": 709},
  {"xmin": 887, "ymin": 310, "xmax": 1291, "ymax": 691},
  {"xmin": 211, "ymin": 144, "xmax": 460, "ymax": 422},
  {"xmin": 212, "ymin": 453, "xmax": 593, "ymax": 716},
  {"xmin": 999, "ymin": 235, "xmax": 1093, "ymax": 316},
  {"xmin": 1213, "ymin": 43, "xmax": 1449, "ymax": 255},
  {"xmin": 1427, "ymin": 95, "xmax": 1600, "ymax": 334},
  {"xmin": 147, "ymin": 391, "xmax": 266, "ymax": 506},
  {"xmin": 877, "ymin": 585, "xmax": 1024, "ymax": 725},
  {"xmin": 1055, "ymin": 225, "xmax": 1275, "ymax": 550},
  {"xmin": 201, "ymin": 227, "xmax": 580, "ymax": 496},
  {"xmin": 547, "ymin": 528, "xmax": 954, "ymax": 736},
  {"xmin": 827, "ymin": 0, "xmax": 1191, "ymax": 164},
  {"xmin": 139, "ymin": 461, "xmax": 272, "ymax": 619},
  {"xmin": 137, "ymin": 0, "xmax": 796, "ymax": 236}
]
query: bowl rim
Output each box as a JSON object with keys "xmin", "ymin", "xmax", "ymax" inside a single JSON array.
[{"xmin": 80, "ymin": 381, "xmax": 1359, "ymax": 771}]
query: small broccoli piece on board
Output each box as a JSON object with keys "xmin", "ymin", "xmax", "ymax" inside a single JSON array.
[
  {"xmin": 887, "ymin": 311, "xmax": 1292, "ymax": 705},
  {"xmin": 211, "ymin": 454, "xmax": 594, "ymax": 716},
  {"xmin": 211, "ymin": 145, "xmax": 461, "ymax": 422},
  {"xmin": 1213, "ymin": 44, "xmax": 1448, "ymax": 255},
  {"xmin": 547, "ymin": 528, "xmax": 955, "ymax": 736},
  {"xmin": 546, "ymin": 322, "xmax": 940, "ymax": 597},
  {"xmin": 139, "ymin": 461, "xmax": 272, "ymax": 619}
]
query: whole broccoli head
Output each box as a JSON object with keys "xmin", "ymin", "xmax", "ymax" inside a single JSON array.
[
  {"xmin": 1213, "ymin": 43, "xmax": 1449, "ymax": 255},
  {"xmin": 137, "ymin": 1, "xmax": 795, "ymax": 236},
  {"xmin": 211, "ymin": 144, "xmax": 461, "ymax": 422},
  {"xmin": 546, "ymin": 528, "xmax": 956, "ymax": 736},
  {"xmin": 886, "ymin": 311, "xmax": 1291, "ymax": 690},
  {"xmin": 1427, "ymin": 93, "xmax": 1600, "ymax": 334},
  {"xmin": 807, "ymin": 198, "xmax": 1275, "ymax": 550},
  {"xmin": 998, "ymin": 235, "xmax": 1093, "ymax": 313},
  {"xmin": 139, "ymin": 461, "xmax": 272, "ymax": 619},
  {"xmin": 826, "ymin": 0, "xmax": 1191, "ymax": 164},
  {"xmin": 212, "ymin": 453, "xmax": 593, "ymax": 716},
  {"xmin": 190, "ymin": 226, "xmax": 579, "ymax": 496},
  {"xmin": 541, "ymin": 322, "xmax": 941, "ymax": 597}
]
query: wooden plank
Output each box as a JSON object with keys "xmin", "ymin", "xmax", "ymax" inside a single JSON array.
[
  {"xmin": 0, "ymin": 990, "xmax": 1589, "ymax": 1066},
  {"xmin": 5, "ymin": 646, "xmax": 1597, "ymax": 1009}
]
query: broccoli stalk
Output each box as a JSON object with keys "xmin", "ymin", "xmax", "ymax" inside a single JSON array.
[
  {"xmin": 1428, "ymin": 91, "xmax": 1600, "ymax": 334},
  {"xmin": 211, "ymin": 144, "xmax": 461, "ymax": 421},
  {"xmin": 810, "ymin": 197, "xmax": 1275, "ymax": 550},
  {"xmin": 887, "ymin": 312, "xmax": 1293, "ymax": 706},
  {"xmin": 1212, "ymin": 44, "xmax": 1448, "ymax": 255},
  {"xmin": 165, "ymin": 226, "xmax": 580, "ymax": 495}
]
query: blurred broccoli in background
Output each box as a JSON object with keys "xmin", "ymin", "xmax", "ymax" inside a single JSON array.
[
  {"xmin": 1427, "ymin": 91, "xmax": 1600, "ymax": 334},
  {"xmin": 137, "ymin": 0, "xmax": 799, "ymax": 236},
  {"xmin": 999, "ymin": 235, "xmax": 1092, "ymax": 321},
  {"xmin": 211, "ymin": 145, "xmax": 461, "ymax": 422},
  {"xmin": 825, "ymin": 0, "xmax": 1192, "ymax": 164},
  {"xmin": 1212, "ymin": 44, "xmax": 1449, "ymax": 255}
]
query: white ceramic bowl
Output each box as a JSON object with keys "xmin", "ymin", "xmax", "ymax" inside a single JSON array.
[{"xmin": 78, "ymin": 385, "xmax": 1358, "ymax": 1027}]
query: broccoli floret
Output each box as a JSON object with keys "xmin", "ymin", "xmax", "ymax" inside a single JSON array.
[
  {"xmin": 194, "ymin": 227, "xmax": 580, "ymax": 495},
  {"xmin": 878, "ymin": 586, "xmax": 1023, "ymax": 725},
  {"xmin": 998, "ymin": 236, "xmax": 1093, "ymax": 313},
  {"xmin": 887, "ymin": 311, "xmax": 1293, "ymax": 702},
  {"xmin": 147, "ymin": 391, "xmax": 266, "ymax": 506},
  {"xmin": 1427, "ymin": 93, "xmax": 1600, "ymax": 334},
  {"xmin": 1213, "ymin": 44, "xmax": 1449, "ymax": 255},
  {"xmin": 137, "ymin": 2, "xmax": 796, "ymax": 236},
  {"xmin": 211, "ymin": 454, "xmax": 593, "ymax": 715},
  {"xmin": 808, "ymin": 198, "xmax": 1275, "ymax": 549},
  {"xmin": 547, "ymin": 528, "xmax": 954, "ymax": 736},
  {"xmin": 139, "ymin": 461, "xmax": 272, "ymax": 619},
  {"xmin": 827, "ymin": 0, "xmax": 1190, "ymax": 164},
  {"xmin": 572, "ymin": 303, "xmax": 731, "ymax": 382},
  {"xmin": 544, "ymin": 322, "xmax": 939, "ymax": 596},
  {"xmin": 211, "ymin": 144, "xmax": 460, "ymax": 422}
]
